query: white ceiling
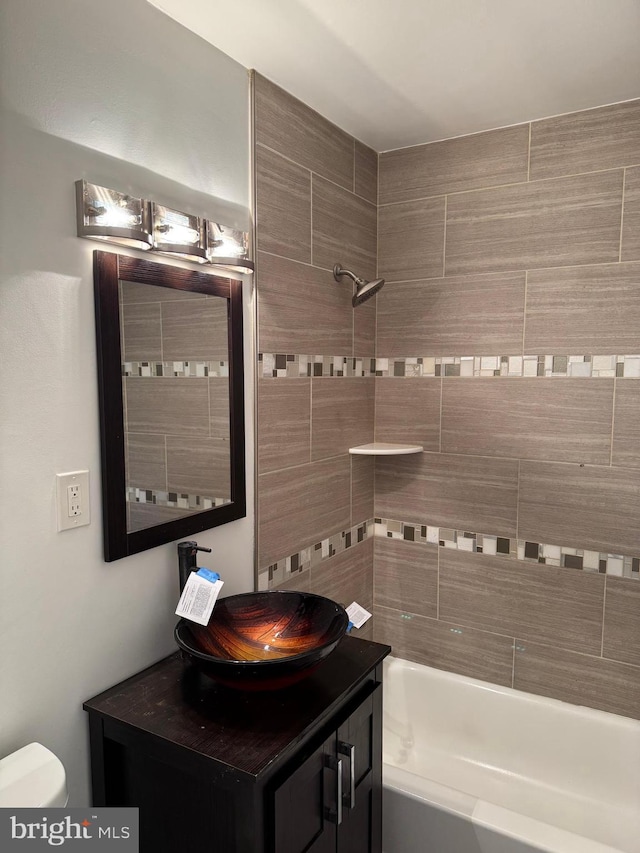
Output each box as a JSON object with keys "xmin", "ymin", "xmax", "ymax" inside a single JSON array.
[{"xmin": 148, "ymin": 0, "xmax": 640, "ymax": 152}]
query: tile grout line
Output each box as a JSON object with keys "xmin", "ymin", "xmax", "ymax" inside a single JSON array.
[
  {"xmin": 438, "ymin": 375, "xmax": 443, "ymax": 452},
  {"xmin": 610, "ymin": 377, "xmax": 617, "ymax": 466},
  {"xmin": 310, "ymin": 173, "xmax": 314, "ymax": 266},
  {"xmin": 527, "ymin": 122, "xmax": 532, "ymax": 181},
  {"xmin": 309, "ymin": 378, "xmax": 313, "ymax": 466},
  {"xmin": 436, "ymin": 546, "xmax": 440, "ymax": 620},
  {"xmin": 511, "ymin": 639, "xmax": 516, "ymax": 688},
  {"xmin": 516, "ymin": 459, "xmax": 521, "ymax": 540},
  {"xmin": 600, "ymin": 577, "xmax": 608, "ymax": 657},
  {"xmin": 377, "ymin": 164, "xmax": 629, "ymax": 208},
  {"xmin": 252, "ymin": 249, "xmax": 640, "ymax": 289},
  {"xmin": 442, "ymin": 195, "xmax": 448, "ymax": 276},
  {"xmin": 619, "ymin": 167, "xmax": 626, "ymax": 262},
  {"xmin": 255, "ymin": 141, "xmax": 377, "ymax": 207},
  {"xmin": 522, "ymin": 271, "xmax": 528, "ymax": 357},
  {"xmin": 353, "ymin": 138, "xmax": 356, "ymax": 194}
]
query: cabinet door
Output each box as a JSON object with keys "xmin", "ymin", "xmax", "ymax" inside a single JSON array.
[
  {"xmin": 336, "ymin": 685, "xmax": 382, "ymax": 853},
  {"xmin": 273, "ymin": 733, "xmax": 338, "ymax": 853}
]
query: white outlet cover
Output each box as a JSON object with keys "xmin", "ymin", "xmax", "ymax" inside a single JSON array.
[{"xmin": 56, "ymin": 470, "xmax": 90, "ymax": 531}]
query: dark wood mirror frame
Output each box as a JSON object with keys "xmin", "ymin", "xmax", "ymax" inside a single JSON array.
[{"xmin": 93, "ymin": 250, "xmax": 246, "ymax": 561}]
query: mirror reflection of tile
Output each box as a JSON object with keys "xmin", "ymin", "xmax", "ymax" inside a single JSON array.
[{"xmin": 119, "ymin": 280, "xmax": 231, "ymax": 532}]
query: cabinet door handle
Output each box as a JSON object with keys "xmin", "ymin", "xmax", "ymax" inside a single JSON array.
[
  {"xmin": 339, "ymin": 741, "xmax": 356, "ymax": 809},
  {"xmin": 324, "ymin": 755, "xmax": 343, "ymax": 825},
  {"xmin": 336, "ymin": 757, "xmax": 343, "ymax": 825}
]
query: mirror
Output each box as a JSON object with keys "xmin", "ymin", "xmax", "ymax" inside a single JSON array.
[{"xmin": 93, "ymin": 251, "xmax": 245, "ymax": 561}]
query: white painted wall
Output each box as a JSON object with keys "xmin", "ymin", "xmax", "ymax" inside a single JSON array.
[{"xmin": 0, "ymin": 0, "xmax": 254, "ymax": 805}]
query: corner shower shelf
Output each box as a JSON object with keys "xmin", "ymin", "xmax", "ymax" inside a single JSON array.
[{"xmin": 349, "ymin": 442, "xmax": 423, "ymax": 456}]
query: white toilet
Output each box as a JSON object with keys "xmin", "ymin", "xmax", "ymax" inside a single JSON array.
[{"xmin": 0, "ymin": 742, "xmax": 68, "ymax": 807}]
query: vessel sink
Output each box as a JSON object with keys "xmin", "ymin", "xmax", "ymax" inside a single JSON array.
[{"xmin": 175, "ymin": 591, "xmax": 349, "ymax": 690}]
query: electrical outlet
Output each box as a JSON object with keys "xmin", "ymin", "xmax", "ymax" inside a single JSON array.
[{"xmin": 56, "ymin": 470, "xmax": 90, "ymax": 531}]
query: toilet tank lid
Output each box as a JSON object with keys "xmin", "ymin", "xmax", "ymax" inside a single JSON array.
[{"xmin": 0, "ymin": 742, "xmax": 68, "ymax": 808}]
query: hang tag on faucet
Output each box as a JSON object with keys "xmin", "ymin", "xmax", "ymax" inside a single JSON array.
[
  {"xmin": 175, "ymin": 571, "xmax": 224, "ymax": 626},
  {"xmin": 346, "ymin": 601, "xmax": 372, "ymax": 630}
]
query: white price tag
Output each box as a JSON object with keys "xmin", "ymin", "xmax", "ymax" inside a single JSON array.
[
  {"xmin": 175, "ymin": 574, "xmax": 224, "ymax": 625},
  {"xmin": 346, "ymin": 601, "xmax": 372, "ymax": 630}
]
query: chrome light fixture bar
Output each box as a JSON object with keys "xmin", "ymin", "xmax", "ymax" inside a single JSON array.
[
  {"xmin": 151, "ymin": 202, "xmax": 207, "ymax": 263},
  {"xmin": 76, "ymin": 180, "xmax": 152, "ymax": 251},
  {"xmin": 75, "ymin": 180, "xmax": 254, "ymax": 273}
]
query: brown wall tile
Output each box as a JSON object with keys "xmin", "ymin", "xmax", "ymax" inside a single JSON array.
[
  {"xmin": 122, "ymin": 302, "xmax": 162, "ymax": 362},
  {"xmin": 375, "ymin": 452, "xmax": 519, "ymax": 537},
  {"xmin": 311, "ymin": 378, "xmax": 374, "ymax": 461},
  {"xmin": 445, "ymin": 171, "xmax": 623, "ymax": 276},
  {"xmin": 257, "ymin": 252, "xmax": 352, "ymax": 354},
  {"xmin": 603, "ymin": 577, "xmax": 640, "ymax": 667},
  {"xmin": 161, "ymin": 297, "xmax": 228, "ymax": 362},
  {"xmin": 379, "ymin": 124, "xmax": 529, "ymax": 205},
  {"xmin": 312, "ymin": 175, "xmax": 377, "ymax": 279},
  {"xmin": 376, "ymin": 272, "xmax": 526, "ymax": 356},
  {"xmin": 258, "ymin": 456, "xmax": 351, "ymax": 567},
  {"xmin": 441, "ymin": 378, "xmax": 613, "ymax": 464},
  {"xmin": 514, "ymin": 641, "xmax": 640, "ymax": 720},
  {"xmin": 525, "ymin": 262, "xmax": 640, "ymax": 354},
  {"xmin": 622, "ymin": 166, "xmax": 640, "ymax": 261},
  {"xmin": 378, "ymin": 197, "xmax": 445, "ymax": 281},
  {"xmin": 355, "ymin": 140, "xmax": 378, "ymax": 204},
  {"xmin": 209, "ymin": 377, "xmax": 230, "ymax": 440},
  {"xmin": 530, "ymin": 100, "xmax": 640, "ymax": 181},
  {"xmin": 374, "ymin": 538, "xmax": 438, "ymax": 618},
  {"xmin": 166, "ymin": 436, "xmax": 230, "ymax": 498},
  {"xmin": 276, "ymin": 569, "xmax": 313, "ymax": 592},
  {"xmin": 353, "ymin": 299, "xmax": 376, "ymax": 358},
  {"xmin": 126, "ymin": 434, "xmax": 166, "ymax": 491},
  {"xmin": 120, "ymin": 281, "xmax": 204, "ymax": 304},
  {"xmin": 439, "ymin": 550, "xmax": 604, "ymax": 654},
  {"xmin": 128, "ymin": 502, "xmax": 192, "ymax": 533},
  {"xmin": 351, "ymin": 455, "xmax": 374, "ymax": 525},
  {"xmin": 254, "ymin": 73, "xmax": 354, "ymax": 190},
  {"xmin": 612, "ymin": 380, "xmax": 640, "ymax": 469},
  {"xmin": 125, "ymin": 378, "xmax": 209, "ymax": 436},
  {"xmin": 256, "ymin": 144, "xmax": 311, "ymax": 263},
  {"xmin": 519, "ymin": 461, "xmax": 640, "ymax": 556},
  {"xmin": 308, "ymin": 539, "xmax": 373, "ymax": 611},
  {"xmin": 374, "ymin": 605, "xmax": 513, "ymax": 686},
  {"xmin": 258, "ymin": 379, "xmax": 310, "ymax": 474},
  {"xmin": 375, "ymin": 379, "xmax": 441, "ymax": 450}
]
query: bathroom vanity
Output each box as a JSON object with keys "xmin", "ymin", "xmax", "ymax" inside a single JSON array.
[{"xmin": 84, "ymin": 635, "xmax": 389, "ymax": 853}]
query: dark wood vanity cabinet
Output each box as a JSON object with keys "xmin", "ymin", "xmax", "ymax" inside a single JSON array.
[{"xmin": 84, "ymin": 636, "xmax": 390, "ymax": 853}]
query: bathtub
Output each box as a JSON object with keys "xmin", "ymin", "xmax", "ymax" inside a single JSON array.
[{"xmin": 382, "ymin": 656, "xmax": 640, "ymax": 853}]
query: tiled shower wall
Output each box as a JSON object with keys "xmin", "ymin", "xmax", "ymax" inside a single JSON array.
[
  {"xmin": 253, "ymin": 72, "xmax": 378, "ymax": 632},
  {"xmin": 373, "ymin": 100, "xmax": 640, "ymax": 719}
]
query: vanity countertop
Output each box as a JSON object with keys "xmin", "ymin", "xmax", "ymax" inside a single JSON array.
[{"xmin": 84, "ymin": 634, "xmax": 390, "ymax": 780}]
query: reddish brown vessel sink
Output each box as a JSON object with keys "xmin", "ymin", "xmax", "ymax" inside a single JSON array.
[{"xmin": 175, "ymin": 591, "xmax": 349, "ymax": 690}]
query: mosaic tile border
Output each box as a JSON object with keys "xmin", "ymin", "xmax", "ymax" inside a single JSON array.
[
  {"xmin": 258, "ymin": 520, "xmax": 374, "ymax": 590},
  {"xmin": 126, "ymin": 486, "xmax": 231, "ymax": 510},
  {"xmin": 376, "ymin": 518, "xmax": 640, "ymax": 580},
  {"xmin": 259, "ymin": 515, "xmax": 639, "ymax": 588},
  {"xmin": 123, "ymin": 361, "xmax": 229, "ymax": 377},
  {"xmin": 259, "ymin": 353, "xmax": 640, "ymax": 379},
  {"xmin": 259, "ymin": 353, "xmax": 375, "ymax": 378}
]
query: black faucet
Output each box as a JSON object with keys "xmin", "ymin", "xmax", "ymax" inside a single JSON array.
[{"xmin": 177, "ymin": 540, "xmax": 212, "ymax": 592}]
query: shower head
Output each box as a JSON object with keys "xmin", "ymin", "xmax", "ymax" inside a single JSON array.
[{"xmin": 333, "ymin": 264, "xmax": 385, "ymax": 307}]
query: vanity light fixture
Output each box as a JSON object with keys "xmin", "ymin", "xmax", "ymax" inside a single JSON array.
[
  {"xmin": 206, "ymin": 222, "xmax": 254, "ymax": 274},
  {"xmin": 75, "ymin": 179, "xmax": 254, "ymax": 273},
  {"xmin": 151, "ymin": 202, "xmax": 207, "ymax": 264},
  {"xmin": 76, "ymin": 180, "xmax": 152, "ymax": 251}
]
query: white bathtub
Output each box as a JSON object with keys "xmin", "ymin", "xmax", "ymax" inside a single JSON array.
[{"xmin": 383, "ymin": 656, "xmax": 640, "ymax": 853}]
